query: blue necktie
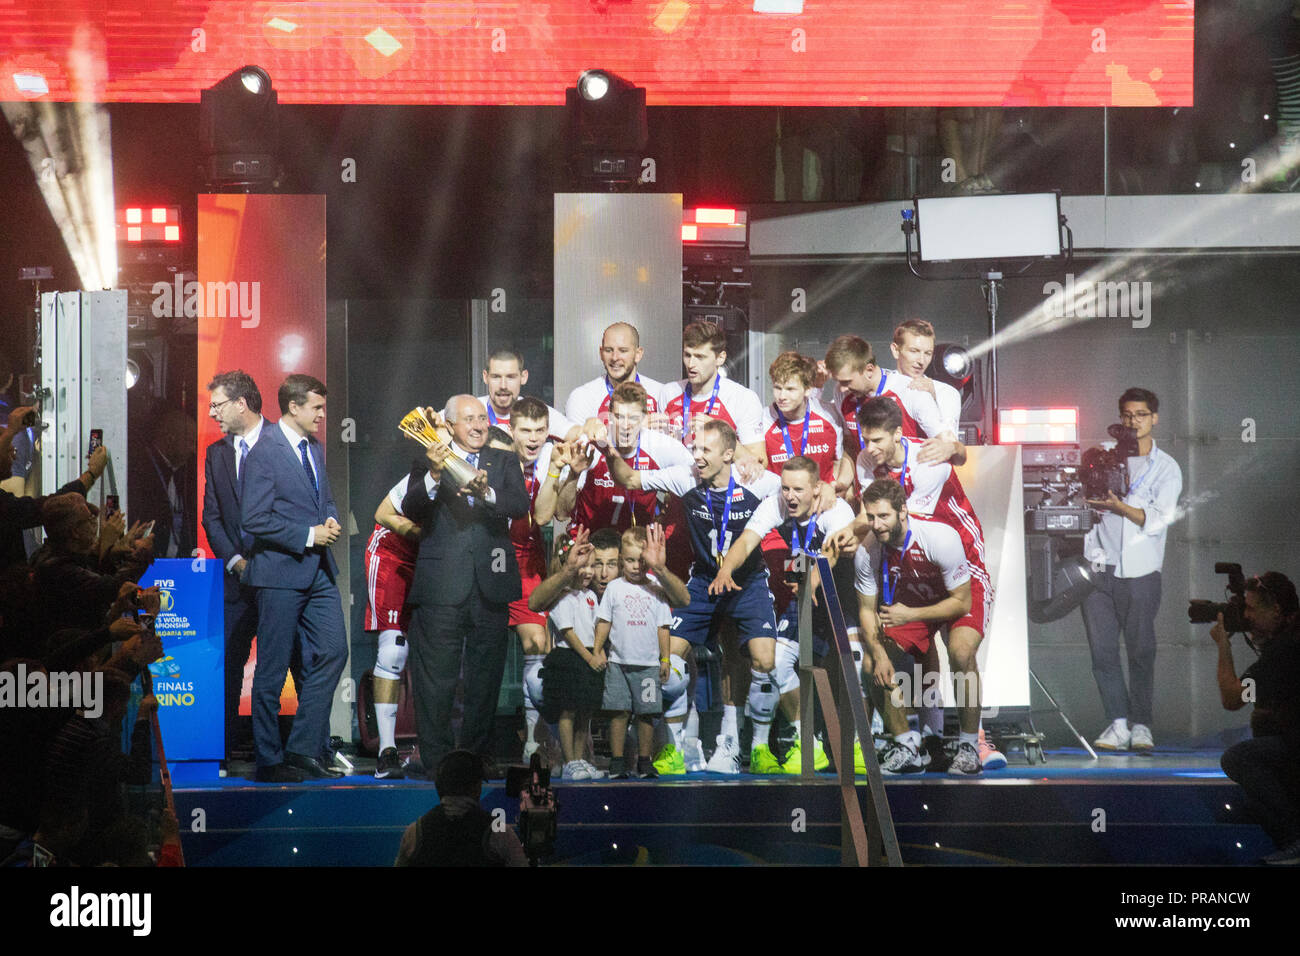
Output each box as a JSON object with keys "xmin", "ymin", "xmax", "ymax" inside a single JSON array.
[
  {"xmin": 299, "ymin": 439, "xmax": 319, "ymax": 502},
  {"xmin": 466, "ymin": 452, "xmax": 479, "ymax": 506},
  {"xmin": 237, "ymin": 438, "xmax": 248, "ymax": 480}
]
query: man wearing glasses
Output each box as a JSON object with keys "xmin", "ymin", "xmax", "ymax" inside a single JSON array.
[{"xmin": 1082, "ymin": 387, "xmax": 1183, "ymax": 752}]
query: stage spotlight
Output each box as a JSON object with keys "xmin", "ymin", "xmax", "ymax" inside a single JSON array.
[
  {"xmin": 931, "ymin": 343, "xmax": 973, "ymax": 388},
  {"xmin": 578, "ymin": 70, "xmax": 610, "ymax": 101},
  {"xmin": 200, "ymin": 65, "xmax": 279, "ymax": 190},
  {"xmin": 125, "ymin": 359, "xmax": 140, "ymax": 390},
  {"xmin": 566, "ymin": 69, "xmax": 648, "ymax": 190}
]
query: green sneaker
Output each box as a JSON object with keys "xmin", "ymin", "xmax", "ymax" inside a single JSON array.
[
  {"xmin": 853, "ymin": 740, "xmax": 868, "ymax": 776},
  {"xmin": 652, "ymin": 744, "xmax": 686, "ymax": 775},
  {"xmin": 750, "ymin": 743, "xmax": 783, "ymax": 774},
  {"xmin": 781, "ymin": 739, "xmax": 831, "ymax": 773}
]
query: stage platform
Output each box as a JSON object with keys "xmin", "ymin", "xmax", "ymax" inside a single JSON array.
[{"xmin": 169, "ymin": 748, "xmax": 1274, "ymax": 866}]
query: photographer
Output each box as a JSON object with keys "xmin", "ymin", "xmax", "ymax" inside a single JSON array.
[
  {"xmin": 1081, "ymin": 388, "xmax": 1183, "ymax": 751},
  {"xmin": 1214, "ymin": 572, "xmax": 1300, "ymax": 865},
  {"xmin": 394, "ymin": 750, "xmax": 526, "ymax": 867}
]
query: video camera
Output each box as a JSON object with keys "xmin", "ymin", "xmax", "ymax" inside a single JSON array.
[
  {"xmin": 505, "ymin": 753, "xmax": 557, "ymax": 865},
  {"xmin": 1188, "ymin": 562, "xmax": 1249, "ymax": 634},
  {"xmin": 1079, "ymin": 422, "xmax": 1140, "ymax": 500}
]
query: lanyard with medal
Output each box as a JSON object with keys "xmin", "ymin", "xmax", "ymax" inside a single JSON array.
[
  {"xmin": 524, "ymin": 456, "xmax": 538, "ymax": 527},
  {"xmin": 625, "ymin": 431, "xmax": 653, "ymax": 526},
  {"xmin": 683, "ymin": 374, "xmax": 722, "ymax": 442},
  {"xmin": 881, "ymin": 528, "xmax": 912, "ymax": 606},
  {"xmin": 777, "ymin": 403, "xmax": 808, "ymax": 462},
  {"xmin": 708, "ymin": 470, "xmax": 736, "ymax": 560},
  {"xmin": 792, "ymin": 512, "xmax": 819, "ymax": 556}
]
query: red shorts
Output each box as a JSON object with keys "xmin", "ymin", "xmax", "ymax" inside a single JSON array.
[
  {"xmin": 884, "ymin": 621, "xmax": 943, "ymax": 656},
  {"xmin": 509, "ymin": 569, "xmax": 546, "ymax": 628},
  {"xmin": 952, "ymin": 568, "xmax": 991, "ymax": 638},
  {"xmin": 364, "ymin": 548, "xmax": 415, "ymax": 632}
]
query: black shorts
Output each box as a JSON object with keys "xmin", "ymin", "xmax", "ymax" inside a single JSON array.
[{"xmin": 540, "ymin": 646, "xmax": 604, "ymax": 721}]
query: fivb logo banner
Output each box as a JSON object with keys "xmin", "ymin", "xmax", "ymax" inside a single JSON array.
[{"xmin": 139, "ymin": 559, "xmax": 224, "ymax": 761}]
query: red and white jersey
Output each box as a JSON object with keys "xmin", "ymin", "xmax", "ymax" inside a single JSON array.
[
  {"xmin": 569, "ymin": 428, "xmax": 693, "ymax": 532},
  {"xmin": 761, "ymin": 397, "xmax": 844, "ymax": 483},
  {"xmin": 660, "ymin": 375, "xmax": 764, "ymax": 446},
  {"xmin": 364, "ymin": 476, "xmax": 420, "ymax": 566},
  {"xmin": 857, "ymin": 436, "xmax": 987, "ymax": 572},
  {"xmin": 509, "ymin": 442, "xmax": 556, "ymax": 578},
  {"xmin": 840, "ymin": 369, "xmax": 949, "ymax": 450},
  {"xmin": 477, "ymin": 396, "xmax": 576, "ymax": 442},
  {"xmin": 564, "ymin": 373, "xmax": 665, "ymax": 427},
  {"xmin": 854, "ymin": 516, "xmax": 969, "ymax": 609}
]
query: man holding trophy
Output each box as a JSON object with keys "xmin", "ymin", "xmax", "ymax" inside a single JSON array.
[{"xmin": 399, "ymin": 396, "xmax": 531, "ymax": 778}]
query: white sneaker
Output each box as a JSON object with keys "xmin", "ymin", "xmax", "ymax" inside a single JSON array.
[
  {"xmin": 1129, "ymin": 724, "xmax": 1154, "ymax": 751},
  {"xmin": 946, "ymin": 741, "xmax": 982, "ymax": 776},
  {"xmin": 563, "ymin": 759, "xmax": 592, "ymax": 780},
  {"xmin": 879, "ymin": 740, "xmax": 929, "ymax": 775},
  {"xmin": 682, "ymin": 736, "xmax": 707, "ymax": 773},
  {"xmin": 704, "ymin": 734, "xmax": 741, "ymax": 774},
  {"xmin": 579, "ymin": 759, "xmax": 607, "ymax": 779},
  {"xmin": 1093, "ymin": 720, "xmax": 1131, "ymax": 751}
]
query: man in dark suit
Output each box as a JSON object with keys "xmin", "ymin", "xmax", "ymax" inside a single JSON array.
[
  {"xmin": 402, "ymin": 395, "xmax": 529, "ymax": 779},
  {"xmin": 201, "ymin": 370, "xmax": 301, "ymax": 761},
  {"xmin": 127, "ymin": 402, "xmax": 198, "ymax": 560},
  {"xmin": 240, "ymin": 374, "xmax": 348, "ymax": 782}
]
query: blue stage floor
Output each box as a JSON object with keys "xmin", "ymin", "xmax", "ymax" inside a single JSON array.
[{"xmin": 168, "ymin": 748, "xmax": 1274, "ymax": 866}]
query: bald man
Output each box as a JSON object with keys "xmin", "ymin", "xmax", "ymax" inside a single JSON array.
[
  {"xmin": 401, "ymin": 395, "xmax": 531, "ymax": 778},
  {"xmin": 565, "ymin": 322, "xmax": 665, "ymax": 426}
]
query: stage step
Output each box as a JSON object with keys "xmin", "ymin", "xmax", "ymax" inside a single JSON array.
[{"xmin": 172, "ymin": 758, "xmax": 1275, "ymax": 866}]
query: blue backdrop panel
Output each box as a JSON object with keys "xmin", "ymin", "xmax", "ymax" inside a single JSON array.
[{"xmin": 139, "ymin": 558, "xmax": 224, "ymax": 761}]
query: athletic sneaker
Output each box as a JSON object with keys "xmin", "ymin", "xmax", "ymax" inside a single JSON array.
[
  {"xmin": 374, "ymin": 747, "xmax": 404, "ymax": 779},
  {"xmin": 878, "ymin": 740, "xmax": 929, "ymax": 775},
  {"xmin": 682, "ymin": 736, "xmax": 708, "ymax": 773},
  {"xmin": 563, "ymin": 759, "xmax": 594, "ymax": 780},
  {"xmin": 853, "ymin": 740, "xmax": 869, "ymax": 775},
  {"xmin": 608, "ymin": 756, "xmax": 630, "ymax": 779},
  {"xmin": 636, "ymin": 756, "xmax": 659, "ymax": 779},
  {"xmin": 652, "ymin": 744, "xmax": 686, "ymax": 775},
  {"xmin": 1261, "ymin": 837, "xmax": 1300, "ymax": 866},
  {"xmin": 922, "ymin": 735, "xmax": 951, "ymax": 772},
  {"xmin": 947, "ymin": 741, "xmax": 982, "ymax": 776},
  {"xmin": 782, "ymin": 739, "xmax": 830, "ymax": 774},
  {"xmin": 977, "ymin": 728, "xmax": 1007, "ymax": 770},
  {"xmin": 705, "ymin": 734, "xmax": 741, "ymax": 774},
  {"xmin": 1094, "ymin": 720, "xmax": 1132, "ymax": 751},
  {"xmin": 750, "ymin": 743, "xmax": 783, "ymax": 774},
  {"xmin": 1129, "ymin": 724, "xmax": 1154, "ymax": 752},
  {"xmin": 580, "ymin": 760, "xmax": 607, "ymax": 780}
]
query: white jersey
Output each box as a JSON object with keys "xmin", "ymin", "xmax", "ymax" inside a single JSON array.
[
  {"xmin": 565, "ymin": 372, "xmax": 666, "ymax": 426},
  {"xmin": 883, "ymin": 369, "xmax": 957, "ymax": 438},
  {"xmin": 549, "ymin": 587, "xmax": 599, "ymax": 649},
  {"xmin": 659, "ymin": 375, "xmax": 765, "ymax": 446},
  {"xmin": 386, "ymin": 475, "xmax": 410, "ymax": 513},
  {"xmin": 854, "ymin": 516, "xmax": 969, "ymax": 604},
  {"xmin": 744, "ymin": 496, "xmax": 856, "ymax": 544},
  {"xmin": 597, "ymin": 576, "xmax": 674, "ymax": 667},
  {"xmin": 477, "ymin": 395, "xmax": 576, "ymax": 441}
]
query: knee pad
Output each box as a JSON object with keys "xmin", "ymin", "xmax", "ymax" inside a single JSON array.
[
  {"xmin": 374, "ymin": 630, "xmax": 408, "ymax": 681},
  {"xmin": 522, "ymin": 654, "xmax": 545, "ymax": 710},
  {"xmin": 775, "ymin": 638, "xmax": 800, "ymax": 696},
  {"xmin": 747, "ymin": 668, "xmax": 780, "ymax": 723},
  {"xmin": 662, "ymin": 654, "xmax": 689, "ymax": 702}
]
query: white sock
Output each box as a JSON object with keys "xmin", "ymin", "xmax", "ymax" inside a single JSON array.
[
  {"xmin": 791, "ymin": 718, "xmax": 802, "ymax": 741},
  {"xmin": 959, "ymin": 730, "xmax": 979, "ymax": 749},
  {"xmin": 1114, "ymin": 717, "xmax": 1130, "ymax": 733},
  {"xmin": 920, "ymin": 705, "xmax": 944, "ymax": 739},
  {"xmin": 375, "ymin": 702, "xmax": 398, "ymax": 752},
  {"xmin": 669, "ymin": 721, "xmax": 685, "ymax": 749},
  {"xmin": 684, "ymin": 705, "xmax": 700, "ymax": 740},
  {"xmin": 721, "ymin": 704, "xmax": 739, "ymax": 740},
  {"xmin": 525, "ymin": 707, "xmax": 539, "ymax": 745},
  {"xmin": 896, "ymin": 729, "xmax": 922, "ymax": 750}
]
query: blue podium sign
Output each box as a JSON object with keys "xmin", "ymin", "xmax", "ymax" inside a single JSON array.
[{"xmin": 138, "ymin": 559, "xmax": 224, "ymax": 761}]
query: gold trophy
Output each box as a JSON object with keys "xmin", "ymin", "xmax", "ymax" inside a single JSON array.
[{"xmin": 399, "ymin": 406, "xmax": 479, "ymax": 493}]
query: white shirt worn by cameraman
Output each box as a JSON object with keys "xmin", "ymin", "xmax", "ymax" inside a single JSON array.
[{"xmin": 1083, "ymin": 440, "xmax": 1183, "ymax": 579}]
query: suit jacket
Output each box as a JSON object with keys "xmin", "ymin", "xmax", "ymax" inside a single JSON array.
[
  {"xmin": 401, "ymin": 444, "xmax": 529, "ymax": 607},
  {"xmin": 240, "ymin": 421, "xmax": 339, "ymax": 590},
  {"xmin": 201, "ymin": 421, "xmax": 265, "ymax": 602}
]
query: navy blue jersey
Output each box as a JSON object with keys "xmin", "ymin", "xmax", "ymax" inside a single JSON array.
[{"xmin": 642, "ymin": 464, "xmax": 780, "ymax": 581}]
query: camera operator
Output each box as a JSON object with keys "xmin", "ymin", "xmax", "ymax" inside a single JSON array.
[
  {"xmin": 1080, "ymin": 387, "xmax": 1183, "ymax": 752},
  {"xmin": 1214, "ymin": 572, "xmax": 1300, "ymax": 865},
  {"xmin": 394, "ymin": 750, "xmax": 527, "ymax": 867}
]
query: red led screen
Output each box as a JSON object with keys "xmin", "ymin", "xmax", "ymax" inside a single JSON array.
[{"xmin": 0, "ymin": 1, "xmax": 1192, "ymax": 107}]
